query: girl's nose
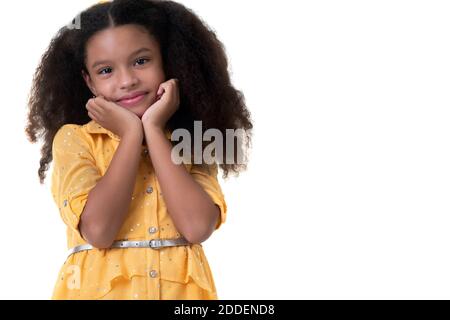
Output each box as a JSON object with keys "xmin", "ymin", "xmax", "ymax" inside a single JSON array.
[{"xmin": 118, "ymin": 68, "xmax": 139, "ymax": 89}]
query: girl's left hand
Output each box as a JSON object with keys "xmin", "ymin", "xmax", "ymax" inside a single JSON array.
[{"xmin": 142, "ymin": 78, "xmax": 180, "ymax": 130}]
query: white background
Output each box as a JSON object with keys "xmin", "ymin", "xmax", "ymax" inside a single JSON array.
[{"xmin": 1, "ymin": 0, "xmax": 450, "ymax": 299}]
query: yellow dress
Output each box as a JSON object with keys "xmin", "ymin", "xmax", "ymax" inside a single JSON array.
[{"xmin": 50, "ymin": 120, "xmax": 227, "ymax": 300}]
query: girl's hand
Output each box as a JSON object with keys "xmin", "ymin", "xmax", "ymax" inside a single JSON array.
[
  {"xmin": 141, "ymin": 79, "xmax": 180, "ymax": 130},
  {"xmin": 86, "ymin": 95, "xmax": 143, "ymax": 138}
]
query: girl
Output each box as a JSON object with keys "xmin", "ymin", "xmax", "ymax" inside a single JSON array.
[{"xmin": 25, "ymin": 0, "xmax": 252, "ymax": 300}]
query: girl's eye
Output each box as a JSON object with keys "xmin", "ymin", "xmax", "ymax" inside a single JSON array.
[
  {"xmin": 98, "ymin": 67, "xmax": 112, "ymax": 75},
  {"xmin": 97, "ymin": 58, "xmax": 149, "ymax": 75},
  {"xmin": 135, "ymin": 58, "xmax": 150, "ymax": 66}
]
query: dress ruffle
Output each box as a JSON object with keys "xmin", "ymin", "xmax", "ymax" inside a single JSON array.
[{"xmin": 52, "ymin": 243, "xmax": 216, "ymax": 299}]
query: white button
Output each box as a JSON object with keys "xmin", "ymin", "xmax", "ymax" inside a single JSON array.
[
  {"xmin": 146, "ymin": 186, "xmax": 153, "ymax": 194},
  {"xmin": 149, "ymin": 270, "xmax": 158, "ymax": 278},
  {"xmin": 148, "ymin": 226, "xmax": 157, "ymax": 234}
]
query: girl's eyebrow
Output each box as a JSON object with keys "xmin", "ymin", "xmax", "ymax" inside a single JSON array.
[{"xmin": 91, "ymin": 47, "xmax": 152, "ymax": 69}]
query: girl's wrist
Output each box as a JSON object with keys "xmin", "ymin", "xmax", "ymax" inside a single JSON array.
[
  {"xmin": 142, "ymin": 120, "xmax": 165, "ymax": 134},
  {"xmin": 122, "ymin": 126, "xmax": 144, "ymax": 142}
]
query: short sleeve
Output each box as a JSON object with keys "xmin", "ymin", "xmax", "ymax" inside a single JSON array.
[
  {"xmin": 51, "ymin": 125, "xmax": 102, "ymax": 237},
  {"xmin": 190, "ymin": 163, "xmax": 227, "ymax": 230}
]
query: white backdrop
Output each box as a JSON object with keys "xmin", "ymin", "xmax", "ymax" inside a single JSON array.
[{"xmin": 1, "ymin": 0, "xmax": 450, "ymax": 299}]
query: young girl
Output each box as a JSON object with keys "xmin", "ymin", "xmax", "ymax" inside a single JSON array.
[{"xmin": 25, "ymin": 0, "xmax": 252, "ymax": 300}]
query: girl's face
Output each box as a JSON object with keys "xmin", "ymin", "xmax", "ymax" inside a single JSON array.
[{"xmin": 82, "ymin": 24, "xmax": 165, "ymax": 119}]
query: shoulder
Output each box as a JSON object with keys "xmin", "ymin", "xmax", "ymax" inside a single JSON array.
[{"xmin": 52, "ymin": 123, "xmax": 90, "ymax": 150}]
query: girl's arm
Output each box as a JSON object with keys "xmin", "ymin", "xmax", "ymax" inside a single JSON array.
[
  {"xmin": 144, "ymin": 125, "xmax": 220, "ymax": 244},
  {"xmin": 79, "ymin": 128, "xmax": 143, "ymax": 248}
]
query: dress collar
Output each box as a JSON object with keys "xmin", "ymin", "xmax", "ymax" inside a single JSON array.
[{"xmin": 84, "ymin": 120, "xmax": 172, "ymax": 142}]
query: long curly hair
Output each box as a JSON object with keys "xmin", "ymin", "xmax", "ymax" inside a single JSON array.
[{"xmin": 25, "ymin": 0, "xmax": 253, "ymax": 185}]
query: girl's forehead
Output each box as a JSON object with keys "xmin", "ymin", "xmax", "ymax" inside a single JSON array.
[{"xmin": 85, "ymin": 24, "xmax": 159, "ymax": 62}]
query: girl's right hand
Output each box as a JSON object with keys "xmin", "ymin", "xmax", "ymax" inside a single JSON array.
[{"xmin": 86, "ymin": 96, "xmax": 143, "ymax": 138}]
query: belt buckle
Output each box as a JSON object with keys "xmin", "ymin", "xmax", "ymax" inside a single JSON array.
[{"xmin": 149, "ymin": 239, "xmax": 162, "ymax": 249}]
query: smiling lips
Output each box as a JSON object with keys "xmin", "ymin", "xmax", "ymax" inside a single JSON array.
[{"xmin": 116, "ymin": 92, "xmax": 148, "ymax": 108}]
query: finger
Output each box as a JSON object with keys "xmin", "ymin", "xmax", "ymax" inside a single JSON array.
[
  {"xmin": 90, "ymin": 99, "xmax": 108, "ymax": 114},
  {"xmin": 169, "ymin": 79, "xmax": 179, "ymax": 92},
  {"xmin": 163, "ymin": 79, "xmax": 177, "ymax": 88},
  {"xmin": 87, "ymin": 106, "xmax": 101, "ymax": 120},
  {"xmin": 93, "ymin": 97, "xmax": 105, "ymax": 107},
  {"xmin": 95, "ymin": 96, "xmax": 116, "ymax": 111},
  {"xmin": 95, "ymin": 95, "xmax": 107, "ymax": 102},
  {"xmin": 87, "ymin": 111, "xmax": 96, "ymax": 120},
  {"xmin": 88, "ymin": 107, "xmax": 101, "ymax": 119},
  {"xmin": 157, "ymin": 85, "xmax": 166, "ymax": 96},
  {"xmin": 93, "ymin": 95, "xmax": 110, "ymax": 104},
  {"xmin": 86, "ymin": 100, "xmax": 95, "ymax": 111},
  {"xmin": 99, "ymin": 95, "xmax": 113, "ymax": 104},
  {"xmin": 86, "ymin": 102, "xmax": 102, "ymax": 118},
  {"xmin": 88, "ymin": 97, "xmax": 102, "ymax": 106},
  {"xmin": 87, "ymin": 100, "xmax": 99, "ymax": 111}
]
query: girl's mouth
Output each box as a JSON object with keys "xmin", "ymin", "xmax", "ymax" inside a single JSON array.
[{"xmin": 116, "ymin": 92, "xmax": 148, "ymax": 108}]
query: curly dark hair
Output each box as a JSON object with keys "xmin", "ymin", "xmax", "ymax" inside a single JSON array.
[{"xmin": 25, "ymin": 0, "xmax": 253, "ymax": 185}]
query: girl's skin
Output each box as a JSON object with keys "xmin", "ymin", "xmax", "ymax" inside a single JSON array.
[
  {"xmin": 80, "ymin": 24, "xmax": 220, "ymax": 245},
  {"xmin": 82, "ymin": 23, "xmax": 176, "ymax": 141}
]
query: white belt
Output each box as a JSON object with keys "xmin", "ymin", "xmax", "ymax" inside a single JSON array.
[{"xmin": 67, "ymin": 237, "xmax": 191, "ymax": 257}]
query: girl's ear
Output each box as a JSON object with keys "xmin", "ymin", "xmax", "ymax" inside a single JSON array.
[{"xmin": 81, "ymin": 69, "xmax": 97, "ymax": 96}]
